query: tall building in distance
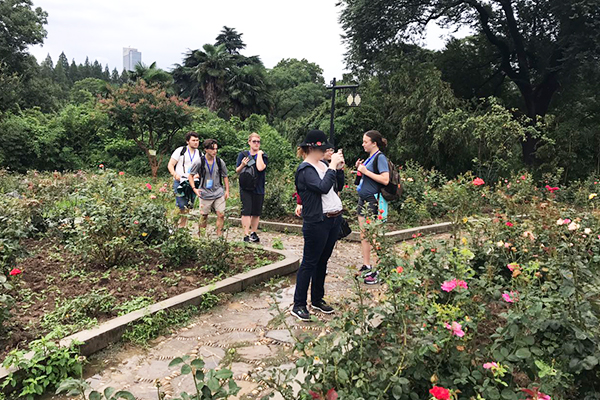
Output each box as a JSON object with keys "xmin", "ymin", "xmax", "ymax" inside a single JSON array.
[{"xmin": 123, "ymin": 47, "xmax": 142, "ymax": 71}]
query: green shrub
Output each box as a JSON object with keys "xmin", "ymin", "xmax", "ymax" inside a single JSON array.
[
  {"xmin": 267, "ymin": 189, "xmax": 600, "ymax": 400},
  {"xmin": 198, "ymin": 237, "xmax": 231, "ymax": 275},
  {"xmin": 41, "ymin": 290, "xmax": 115, "ymax": 337},
  {"xmin": 2, "ymin": 335, "xmax": 83, "ymax": 400},
  {"xmin": 161, "ymin": 229, "xmax": 200, "ymax": 267}
]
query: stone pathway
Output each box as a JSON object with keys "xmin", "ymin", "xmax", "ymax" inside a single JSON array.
[{"xmin": 49, "ymin": 226, "xmax": 382, "ymax": 400}]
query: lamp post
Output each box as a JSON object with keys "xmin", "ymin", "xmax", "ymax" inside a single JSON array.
[{"xmin": 327, "ymin": 77, "xmax": 360, "ymax": 147}]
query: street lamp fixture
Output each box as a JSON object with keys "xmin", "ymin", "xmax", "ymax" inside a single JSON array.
[{"xmin": 327, "ymin": 77, "xmax": 360, "ymax": 146}]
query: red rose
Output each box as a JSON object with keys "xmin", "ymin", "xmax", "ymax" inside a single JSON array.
[
  {"xmin": 429, "ymin": 386, "xmax": 451, "ymax": 400},
  {"xmin": 99, "ymin": 164, "xmax": 104, "ymax": 168},
  {"xmin": 316, "ymin": 141, "xmax": 322, "ymax": 146},
  {"xmin": 119, "ymin": 171, "xmax": 124, "ymax": 176},
  {"xmin": 396, "ymin": 266, "xmax": 403, "ymax": 273},
  {"xmin": 9, "ymin": 268, "xmax": 22, "ymax": 276}
]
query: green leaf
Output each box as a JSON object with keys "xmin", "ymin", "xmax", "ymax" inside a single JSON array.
[
  {"xmin": 181, "ymin": 364, "xmax": 192, "ymax": 375},
  {"xmin": 191, "ymin": 359, "xmax": 205, "ymax": 369},
  {"xmin": 398, "ymin": 377, "xmax": 409, "ymax": 385},
  {"xmin": 338, "ymin": 369, "xmax": 349, "ymax": 382},
  {"xmin": 114, "ymin": 391, "xmax": 136, "ymax": 400},
  {"xmin": 392, "ymin": 384, "xmax": 403, "ymax": 399},
  {"xmin": 515, "ymin": 348, "xmax": 531, "ymax": 359},
  {"xmin": 582, "ymin": 356, "xmax": 598, "ymax": 370},
  {"xmin": 104, "ymin": 387, "xmax": 115, "ymax": 399},
  {"xmin": 169, "ymin": 357, "xmax": 184, "ymax": 367},
  {"xmin": 501, "ymin": 389, "xmax": 518, "ymax": 400},
  {"xmin": 207, "ymin": 377, "xmax": 221, "ymax": 392},
  {"xmin": 214, "ymin": 368, "xmax": 233, "ymax": 380},
  {"xmin": 89, "ymin": 391, "xmax": 102, "ymax": 400}
]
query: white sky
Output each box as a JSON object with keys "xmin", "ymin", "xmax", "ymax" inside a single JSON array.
[{"xmin": 29, "ymin": 0, "xmax": 465, "ymax": 82}]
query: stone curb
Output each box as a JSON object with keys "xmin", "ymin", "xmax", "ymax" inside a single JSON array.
[
  {"xmin": 222, "ymin": 217, "xmax": 453, "ymax": 242},
  {"xmin": 0, "ymin": 247, "xmax": 299, "ymax": 380}
]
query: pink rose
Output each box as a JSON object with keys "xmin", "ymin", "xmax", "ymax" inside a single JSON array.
[
  {"xmin": 444, "ymin": 321, "xmax": 465, "ymax": 337},
  {"xmin": 483, "ymin": 362, "xmax": 498, "ymax": 370},
  {"xmin": 472, "ymin": 178, "xmax": 485, "ymax": 186},
  {"xmin": 145, "ymin": 183, "xmax": 152, "ymax": 190}
]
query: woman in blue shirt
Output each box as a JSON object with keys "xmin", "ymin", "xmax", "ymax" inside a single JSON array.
[{"xmin": 355, "ymin": 130, "xmax": 390, "ymax": 284}]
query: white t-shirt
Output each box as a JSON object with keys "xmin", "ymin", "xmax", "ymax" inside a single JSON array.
[
  {"xmin": 310, "ymin": 162, "xmax": 343, "ymax": 214},
  {"xmin": 170, "ymin": 146, "xmax": 201, "ymax": 179}
]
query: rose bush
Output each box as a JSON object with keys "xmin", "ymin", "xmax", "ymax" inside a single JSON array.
[{"xmin": 263, "ymin": 179, "xmax": 600, "ymax": 400}]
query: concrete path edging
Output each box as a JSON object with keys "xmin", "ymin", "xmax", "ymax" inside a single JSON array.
[
  {"xmin": 0, "ymin": 247, "xmax": 299, "ymax": 380},
  {"xmin": 223, "ymin": 217, "xmax": 453, "ymax": 242}
]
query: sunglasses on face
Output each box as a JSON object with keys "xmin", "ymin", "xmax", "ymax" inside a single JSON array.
[{"xmin": 251, "ymin": 140, "xmax": 261, "ymax": 143}]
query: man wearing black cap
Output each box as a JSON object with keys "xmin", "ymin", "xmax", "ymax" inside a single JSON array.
[{"xmin": 292, "ymin": 130, "xmax": 344, "ymax": 321}]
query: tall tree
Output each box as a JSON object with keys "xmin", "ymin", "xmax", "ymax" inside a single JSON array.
[
  {"xmin": 215, "ymin": 26, "xmax": 246, "ymax": 54},
  {"xmin": 0, "ymin": 0, "xmax": 47, "ymax": 73},
  {"xmin": 188, "ymin": 44, "xmax": 234, "ymax": 112},
  {"xmin": 100, "ymin": 80, "xmax": 193, "ymax": 177},
  {"xmin": 268, "ymin": 58, "xmax": 327, "ymax": 120},
  {"xmin": 128, "ymin": 61, "xmax": 172, "ymax": 86},
  {"xmin": 110, "ymin": 68, "xmax": 120, "ymax": 84},
  {"xmin": 339, "ymin": 0, "xmax": 600, "ymax": 164},
  {"xmin": 227, "ymin": 63, "xmax": 271, "ymax": 118}
]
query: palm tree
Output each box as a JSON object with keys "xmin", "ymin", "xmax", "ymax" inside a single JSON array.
[
  {"xmin": 188, "ymin": 44, "xmax": 234, "ymax": 112},
  {"xmin": 128, "ymin": 61, "xmax": 172, "ymax": 86},
  {"xmin": 215, "ymin": 26, "xmax": 246, "ymax": 55},
  {"xmin": 227, "ymin": 64, "xmax": 272, "ymax": 118}
]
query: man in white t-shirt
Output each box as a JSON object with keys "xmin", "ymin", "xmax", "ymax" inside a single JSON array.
[{"xmin": 167, "ymin": 132, "xmax": 201, "ymax": 228}]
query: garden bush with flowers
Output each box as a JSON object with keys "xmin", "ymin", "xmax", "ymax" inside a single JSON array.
[{"xmin": 262, "ymin": 176, "xmax": 600, "ymax": 400}]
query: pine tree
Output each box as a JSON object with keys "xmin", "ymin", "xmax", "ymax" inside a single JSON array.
[
  {"xmin": 69, "ymin": 59, "xmax": 79, "ymax": 82},
  {"xmin": 103, "ymin": 65, "xmax": 110, "ymax": 81},
  {"xmin": 111, "ymin": 68, "xmax": 120, "ymax": 83}
]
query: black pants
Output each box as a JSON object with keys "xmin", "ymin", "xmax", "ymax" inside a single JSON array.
[{"xmin": 293, "ymin": 215, "xmax": 342, "ymax": 307}]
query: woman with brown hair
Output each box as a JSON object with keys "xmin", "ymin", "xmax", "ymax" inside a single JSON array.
[{"xmin": 355, "ymin": 130, "xmax": 390, "ymax": 284}]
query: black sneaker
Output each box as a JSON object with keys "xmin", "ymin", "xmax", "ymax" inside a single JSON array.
[
  {"xmin": 291, "ymin": 306, "xmax": 311, "ymax": 321},
  {"xmin": 311, "ymin": 300, "xmax": 334, "ymax": 314},
  {"xmin": 359, "ymin": 265, "xmax": 372, "ymax": 277},
  {"xmin": 249, "ymin": 231, "xmax": 260, "ymax": 243},
  {"xmin": 364, "ymin": 271, "xmax": 379, "ymax": 285},
  {"xmin": 243, "ymin": 235, "xmax": 251, "ymax": 243}
]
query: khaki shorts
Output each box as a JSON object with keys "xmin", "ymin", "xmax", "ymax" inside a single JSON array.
[{"xmin": 200, "ymin": 196, "xmax": 226, "ymax": 215}]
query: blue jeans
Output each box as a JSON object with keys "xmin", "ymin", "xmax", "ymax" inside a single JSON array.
[
  {"xmin": 293, "ymin": 215, "xmax": 342, "ymax": 307},
  {"xmin": 173, "ymin": 180, "xmax": 188, "ymax": 210}
]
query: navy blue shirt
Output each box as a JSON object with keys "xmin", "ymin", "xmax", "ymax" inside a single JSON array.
[
  {"xmin": 236, "ymin": 151, "xmax": 268, "ymax": 195},
  {"xmin": 358, "ymin": 153, "xmax": 389, "ymax": 199}
]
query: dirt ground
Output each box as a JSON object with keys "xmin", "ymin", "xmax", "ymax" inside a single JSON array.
[{"xmin": 1, "ymin": 237, "xmax": 281, "ymax": 360}]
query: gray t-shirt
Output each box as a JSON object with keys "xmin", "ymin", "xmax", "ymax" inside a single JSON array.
[{"xmin": 190, "ymin": 157, "xmax": 228, "ymax": 200}]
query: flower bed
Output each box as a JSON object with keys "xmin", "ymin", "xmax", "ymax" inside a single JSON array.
[{"xmin": 264, "ymin": 179, "xmax": 600, "ymax": 400}]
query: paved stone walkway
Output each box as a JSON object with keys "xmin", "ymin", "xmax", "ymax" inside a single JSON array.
[{"xmin": 49, "ymin": 226, "xmax": 383, "ymax": 400}]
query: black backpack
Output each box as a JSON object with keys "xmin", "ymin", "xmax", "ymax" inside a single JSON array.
[
  {"xmin": 239, "ymin": 151, "xmax": 258, "ymax": 191},
  {"xmin": 374, "ymin": 153, "xmax": 402, "ymax": 201},
  {"xmin": 198, "ymin": 156, "xmax": 223, "ymax": 187}
]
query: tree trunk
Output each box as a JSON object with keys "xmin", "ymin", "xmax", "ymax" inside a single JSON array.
[
  {"xmin": 520, "ymin": 74, "xmax": 559, "ymax": 165},
  {"xmin": 206, "ymin": 80, "xmax": 219, "ymax": 112}
]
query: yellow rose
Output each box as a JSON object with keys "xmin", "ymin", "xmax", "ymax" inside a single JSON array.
[{"xmin": 589, "ymin": 193, "xmax": 597, "ymax": 200}]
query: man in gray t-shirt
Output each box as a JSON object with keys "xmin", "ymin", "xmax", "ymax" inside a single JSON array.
[{"xmin": 190, "ymin": 139, "xmax": 229, "ymax": 237}]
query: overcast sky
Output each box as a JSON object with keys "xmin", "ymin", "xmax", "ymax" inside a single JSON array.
[{"xmin": 29, "ymin": 0, "xmax": 463, "ymax": 82}]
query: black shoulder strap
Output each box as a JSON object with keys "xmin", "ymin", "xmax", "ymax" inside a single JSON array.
[
  {"xmin": 198, "ymin": 156, "xmax": 206, "ymax": 186},
  {"xmin": 180, "ymin": 146, "xmax": 187, "ymax": 171},
  {"xmin": 373, "ymin": 153, "xmax": 381, "ymax": 175},
  {"xmin": 216, "ymin": 157, "xmax": 223, "ymax": 185}
]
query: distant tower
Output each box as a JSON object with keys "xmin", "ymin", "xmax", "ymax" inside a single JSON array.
[{"xmin": 123, "ymin": 47, "xmax": 142, "ymax": 71}]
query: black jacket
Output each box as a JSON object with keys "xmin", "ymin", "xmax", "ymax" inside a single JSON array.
[{"xmin": 295, "ymin": 161, "xmax": 338, "ymax": 223}]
